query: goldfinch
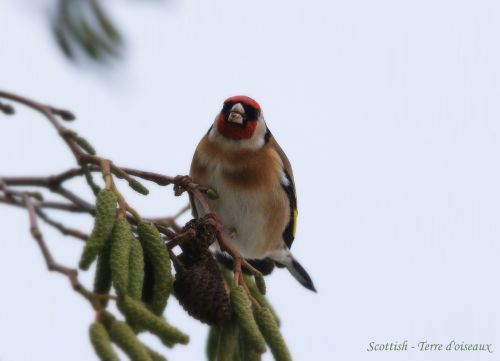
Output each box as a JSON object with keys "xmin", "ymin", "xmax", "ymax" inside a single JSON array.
[{"xmin": 189, "ymin": 96, "xmax": 316, "ymax": 291}]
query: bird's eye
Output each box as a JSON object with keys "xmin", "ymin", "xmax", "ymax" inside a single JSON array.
[
  {"xmin": 243, "ymin": 104, "xmax": 259, "ymax": 121},
  {"xmin": 221, "ymin": 102, "xmax": 233, "ymax": 114}
]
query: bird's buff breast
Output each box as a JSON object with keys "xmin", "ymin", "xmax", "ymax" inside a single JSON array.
[{"xmin": 190, "ymin": 150, "xmax": 289, "ymax": 259}]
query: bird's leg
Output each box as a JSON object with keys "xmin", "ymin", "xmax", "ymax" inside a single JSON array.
[
  {"xmin": 233, "ymin": 254, "xmax": 242, "ymax": 285},
  {"xmin": 219, "ymin": 238, "xmax": 261, "ymax": 307},
  {"xmin": 212, "ymin": 224, "xmax": 259, "ymax": 276},
  {"xmin": 200, "ymin": 213, "xmax": 260, "ymax": 307},
  {"xmin": 238, "ymin": 273, "xmax": 261, "ymax": 307},
  {"xmin": 173, "ymin": 175, "xmax": 193, "ymax": 196},
  {"xmin": 221, "ymin": 225, "xmax": 237, "ymax": 239},
  {"xmin": 203, "ymin": 214, "xmax": 261, "ymax": 292}
]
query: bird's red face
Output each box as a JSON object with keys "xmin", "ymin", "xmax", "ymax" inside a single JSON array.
[{"xmin": 216, "ymin": 96, "xmax": 262, "ymax": 140}]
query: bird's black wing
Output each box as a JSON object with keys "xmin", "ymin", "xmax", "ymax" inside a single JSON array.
[{"xmin": 268, "ymin": 132, "xmax": 298, "ymax": 249}]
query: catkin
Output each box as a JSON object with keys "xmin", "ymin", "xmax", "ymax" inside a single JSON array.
[
  {"xmin": 128, "ymin": 236, "xmax": 145, "ymax": 300},
  {"xmin": 238, "ymin": 331, "xmax": 262, "ymax": 361},
  {"xmin": 108, "ymin": 320, "xmax": 152, "ymax": 361},
  {"xmin": 89, "ymin": 322, "xmax": 119, "ymax": 361},
  {"xmin": 119, "ymin": 295, "xmax": 189, "ymax": 347},
  {"xmin": 145, "ymin": 346, "xmax": 168, "ymax": 361},
  {"xmin": 128, "ymin": 178, "xmax": 149, "ymax": 195},
  {"xmin": 230, "ymin": 286, "xmax": 266, "ymax": 354},
  {"xmin": 244, "ymin": 275, "xmax": 279, "ymax": 325},
  {"xmin": 138, "ymin": 222, "xmax": 172, "ymax": 315},
  {"xmin": 206, "ymin": 327, "xmax": 220, "ymax": 361},
  {"xmin": 110, "ymin": 217, "xmax": 132, "ymax": 295},
  {"xmin": 79, "ymin": 189, "xmax": 116, "ymax": 270},
  {"xmin": 93, "ymin": 242, "xmax": 112, "ymax": 307},
  {"xmin": 254, "ymin": 273, "xmax": 266, "ymax": 295},
  {"xmin": 255, "ymin": 307, "xmax": 292, "ymax": 361},
  {"xmin": 216, "ymin": 321, "xmax": 239, "ymax": 361},
  {"xmin": 75, "ymin": 136, "xmax": 96, "ymax": 155}
]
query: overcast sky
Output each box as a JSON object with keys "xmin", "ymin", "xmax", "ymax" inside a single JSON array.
[{"xmin": 1, "ymin": 1, "xmax": 499, "ymax": 360}]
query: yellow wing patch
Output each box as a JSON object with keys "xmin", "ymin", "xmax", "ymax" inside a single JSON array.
[{"xmin": 292, "ymin": 208, "xmax": 298, "ymax": 238}]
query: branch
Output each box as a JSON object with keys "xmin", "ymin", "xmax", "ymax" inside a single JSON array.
[
  {"xmin": 36, "ymin": 208, "xmax": 88, "ymax": 241},
  {"xmin": 22, "ymin": 193, "xmax": 112, "ymax": 310},
  {"xmin": 0, "ymin": 89, "xmax": 294, "ymax": 361},
  {"xmin": 0, "ymin": 194, "xmax": 88, "ymax": 241},
  {"xmin": 0, "ymin": 89, "xmax": 262, "ymax": 303}
]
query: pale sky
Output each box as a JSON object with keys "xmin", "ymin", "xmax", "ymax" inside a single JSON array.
[{"xmin": 1, "ymin": 1, "xmax": 499, "ymax": 360}]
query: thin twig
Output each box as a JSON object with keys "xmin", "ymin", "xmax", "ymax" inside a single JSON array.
[
  {"xmin": 0, "ymin": 196, "xmax": 83, "ymax": 212},
  {"xmin": 36, "ymin": 208, "xmax": 88, "ymax": 241},
  {"xmin": 55, "ymin": 187, "xmax": 95, "ymax": 214},
  {"xmin": 100, "ymin": 159, "xmax": 113, "ymax": 190},
  {"xmin": 22, "ymin": 193, "xmax": 105, "ymax": 310},
  {"xmin": 166, "ymin": 228, "xmax": 196, "ymax": 250},
  {"xmin": 149, "ymin": 204, "xmax": 191, "ymax": 233},
  {"xmin": 154, "ymin": 223, "xmax": 177, "ymax": 239},
  {"xmin": 0, "ymin": 89, "xmax": 258, "ymax": 297}
]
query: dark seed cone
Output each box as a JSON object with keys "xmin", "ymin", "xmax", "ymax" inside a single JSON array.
[
  {"xmin": 179, "ymin": 218, "xmax": 217, "ymax": 262},
  {"xmin": 174, "ymin": 254, "xmax": 233, "ymax": 326},
  {"xmin": 173, "ymin": 218, "xmax": 233, "ymax": 325}
]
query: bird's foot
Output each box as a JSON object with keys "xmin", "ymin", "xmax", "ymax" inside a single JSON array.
[
  {"xmin": 173, "ymin": 175, "xmax": 194, "ymax": 196},
  {"xmin": 201, "ymin": 214, "xmax": 262, "ymax": 305}
]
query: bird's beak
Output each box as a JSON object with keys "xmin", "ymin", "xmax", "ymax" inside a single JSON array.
[{"xmin": 227, "ymin": 103, "xmax": 246, "ymax": 125}]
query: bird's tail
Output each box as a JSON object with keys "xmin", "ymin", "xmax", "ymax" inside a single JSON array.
[
  {"xmin": 285, "ymin": 257, "xmax": 317, "ymax": 292},
  {"xmin": 272, "ymin": 250, "xmax": 316, "ymax": 292}
]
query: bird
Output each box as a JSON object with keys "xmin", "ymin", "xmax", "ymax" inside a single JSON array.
[{"xmin": 189, "ymin": 95, "xmax": 316, "ymax": 292}]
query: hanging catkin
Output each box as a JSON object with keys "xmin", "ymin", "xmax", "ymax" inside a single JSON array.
[
  {"xmin": 119, "ymin": 295, "xmax": 189, "ymax": 347},
  {"xmin": 230, "ymin": 286, "xmax": 266, "ymax": 354},
  {"xmin": 79, "ymin": 189, "xmax": 116, "ymax": 270},
  {"xmin": 108, "ymin": 320, "xmax": 152, "ymax": 361},
  {"xmin": 138, "ymin": 222, "xmax": 172, "ymax": 315},
  {"xmin": 255, "ymin": 307, "xmax": 292, "ymax": 361},
  {"xmin": 216, "ymin": 321, "xmax": 239, "ymax": 361},
  {"xmin": 127, "ymin": 236, "xmax": 145, "ymax": 300},
  {"xmin": 110, "ymin": 217, "xmax": 132, "ymax": 295},
  {"xmin": 89, "ymin": 322, "xmax": 119, "ymax": 361}
]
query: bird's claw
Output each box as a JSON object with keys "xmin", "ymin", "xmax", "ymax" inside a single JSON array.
[{"xmin": 173, "ymin": 175, "xmax": 193, "ymax": 196}]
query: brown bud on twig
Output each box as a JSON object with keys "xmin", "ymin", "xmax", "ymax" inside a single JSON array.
[
  {"xmin": 75, "ymin": 136, "xmax": 96, "ymax": 155},
  {"xmin": 177, "ymin": 218, "xmax": 216, "ymax": 262},
  {"xmin": 205, "ymin": 188, "xmax": 219, "ymax": 200},
  {"xmin": 52, "ymin": 108, "xmax": 76, "ymax": 121},
  {"xmin": 0, "ymin": 102, "xmax": 14, "ymax": 115}
]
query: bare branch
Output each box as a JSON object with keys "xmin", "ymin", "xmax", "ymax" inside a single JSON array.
[
  {"xmin": 36, "ymin": 208, "xmax": 88, "ymax": 241},
  {"xmin": 21, "ymin": 193, "xmax": 107, "ymax": 310},
  {"xmin": 0, "ymin": 89, "xmax": 261, "ymax": 306}
]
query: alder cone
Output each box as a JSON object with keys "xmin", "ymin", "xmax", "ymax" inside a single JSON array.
[
  {"xmin": 178, "ymin": 218, "xmax": 216, "ymax": 262},
  {"xmin": 173, "ymin": 218, "xmax": 232, "ymax": 326},
  {"xmin": 174, "ymin": 255, "xmax": 233, "ymax": 326}
]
